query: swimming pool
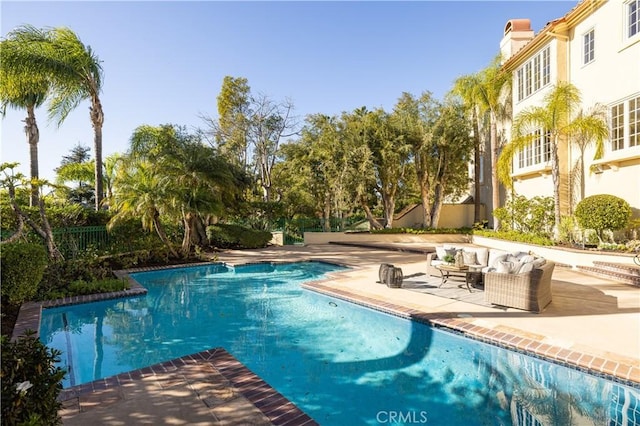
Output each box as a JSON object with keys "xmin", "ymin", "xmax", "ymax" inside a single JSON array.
[{"xmin": 40, "ymin": 262, "xmax": 639, "ymax": 425}]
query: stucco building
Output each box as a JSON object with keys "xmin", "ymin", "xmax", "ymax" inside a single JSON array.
[{"xmin": 498, "ymin": 0, "xmax": 639, "ymax": 219}]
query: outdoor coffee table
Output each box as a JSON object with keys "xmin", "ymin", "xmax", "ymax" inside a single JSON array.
[{"xmin": 435, "ymin": 264, "xmax": 483, "ymax": 292}]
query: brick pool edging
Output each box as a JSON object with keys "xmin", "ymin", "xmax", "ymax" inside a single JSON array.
[
  {"xmin": 58, "ymin": 347, "xmax": 317, "ymax": 425},
  {"xmin": 301, "ymin": 280, "xmax": 640, "ymax": 387}
]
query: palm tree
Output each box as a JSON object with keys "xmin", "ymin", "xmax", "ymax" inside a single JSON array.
[
  {"xmin": 453, "ymin": 55, "xmax": 511, "ymax": 229},
  {"xmin": 108, "ymin": 160, "xmax": 179, "ymax": 258},
  {"xmin": 4, "ymin": 25, "xmax": 106, "ymax": 211},
  {"xmin": 452, "ymin": 73, "xmax": 485, "ymax": 224},
  {"xmin": 497, "ymin": 82, "xmax": 608, "ymax": 239},
  {"xmin": 0, "ymin": 28, "xmax": 50, "ymax": 206},
  {"xmin": 474, "ymin": 56, "xmax": 512, "ymax": 230},
  {"xmin": 569, "ymin": 105, "xmax": 609, "ymax": 203}
]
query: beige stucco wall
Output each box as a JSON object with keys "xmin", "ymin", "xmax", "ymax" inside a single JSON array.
[
  {"xmin": 394, "ymin": 204, "xmax": 485, "ymax": 229},
  {"xmin": 472, "ymin": 235, "xmax": 637, "ymax": 268},
  {"xmin": 567, "ymin": 0, "xmax": 640, "ymax": 215},
  {"xmin": 507, "ymin": 1, "xmax": 640, "ymax": 216}
]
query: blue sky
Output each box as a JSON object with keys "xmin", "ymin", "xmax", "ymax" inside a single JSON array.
[{"xmin": 1, "ymin": 1, "xmax": 574, "ymax": 181}]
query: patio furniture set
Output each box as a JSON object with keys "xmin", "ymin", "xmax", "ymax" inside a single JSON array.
[{"xmin": 381, "ymin": 245, "xmax": 555, "ymax": 313}]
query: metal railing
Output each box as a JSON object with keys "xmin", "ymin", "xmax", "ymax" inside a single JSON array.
[{"xmin": 52, "ymin": 226, "xmax": 110, "ymax": 258}]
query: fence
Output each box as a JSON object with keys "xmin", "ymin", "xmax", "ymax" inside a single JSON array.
[
  {"xmin": 52, "ymin": 226, "xmax": 110, "ymax": 258},
  {"xmin": 1, "ymin": 218, "xmax": 357, "ymax": 256},
  {"xmin": 1, "ymin": 226, "xmax": 110, "ymax": 259}
]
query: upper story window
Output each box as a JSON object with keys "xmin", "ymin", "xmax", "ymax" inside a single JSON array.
[
  {"xmin": 628, "ymin": 0, "xmax": 639, "ymax": 38},
  {"xmin": 610, "ymin": 96, "xmax": 640, "ymax": 151},
  {"xmin": 583, "ymin": 29, "xmax": 594, "ymax": 65},
  {"xmin": 542, "ymin": 48, "xmax": 550, "ymax": 85},
  {"xmin": 516, "ymin": 46, "xmax": 551, "ymax": 102}
]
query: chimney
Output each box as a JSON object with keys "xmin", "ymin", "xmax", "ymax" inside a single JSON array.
[{"xmin": 500, "ymin": 19, "xmax": 535, "ymax": 63}]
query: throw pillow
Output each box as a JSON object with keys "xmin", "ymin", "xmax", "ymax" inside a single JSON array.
[
  {"xmin": 435, "ymin": 246, "xmax": 447, "ymax": 260},
  {"xmin": 518, "ymin": 262, "xmax": 535, "ymax": 274},
  {"xmin": 532, "ymin": 257, "xmax": 547, "ymax": 268},
  {"xmin": 490, "ymin": 253, "xmax": 509, "ymax": 269},
  {"xmin": 519, "ymin": 255, "xmax": 536, "ymax": 264},
  {"xmin": 462, "ymin": 251, "xmax": 478, "ymax": 265},
  {"xmin": 496, "ymin": 261, "xmax": 514, "ymax": 274},
  {"xmin": 506, "ymin": 255, "xmax": 520, "ymax": 264}
]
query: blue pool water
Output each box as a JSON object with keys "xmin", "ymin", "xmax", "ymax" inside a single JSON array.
[{"xmin": 40, "ymin": 262, "xmax": 639, "ymax": 425}]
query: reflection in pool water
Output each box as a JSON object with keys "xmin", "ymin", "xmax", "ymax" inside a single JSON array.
[{"xmin": 40, "ymin": 262, "xmax": 640, "ymax": 425}]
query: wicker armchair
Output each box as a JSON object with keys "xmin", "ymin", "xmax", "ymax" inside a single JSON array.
[{"xmin": 484, "ymin": 261, "xmax": 555, "ymax": 313}]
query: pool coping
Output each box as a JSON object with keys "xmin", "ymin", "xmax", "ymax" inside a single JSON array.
[{"xmin": 57, "ymin": 347, "xmax": 316, "ymax": 425}]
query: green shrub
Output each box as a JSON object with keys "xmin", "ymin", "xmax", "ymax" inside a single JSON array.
[
  {"xmin": 494, "ymin": 195, "xmax": 554, "ymax": 237},
  {"xmin": 1, "ymin": 243, "xmax": 48, "ymax": 304},
  {"xmin": 473, "ymin": 229, "xmax": 555, "ymax": 246},
  {"xmin": 557, "ymin": 215, "xmax": 579, "ymax": 245},
  {"xmin": 206, "ymin": 224, "xmax": 272, "ymax": 249},
  {"xmin": 370, "ymin": 227, "xmax": 473, "ymax": 235},
  {"xmin": 43, "ymin": 278, "xmax": 128, "ymax": 300},
  {"xmin": 574, "ymin": 194, "xmax": 632, "ymax": 241},
  {"xmin": 1, "ymin": 332, "xmax": 65, "ymax": 425},
  {"xmin": 37, "ymin": 259, "xmax": 111, "ymax": 301}
]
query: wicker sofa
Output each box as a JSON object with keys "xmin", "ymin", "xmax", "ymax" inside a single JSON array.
[{"xmin": 484, "ymin": 261, "xmax": 555, "ymax": 313}]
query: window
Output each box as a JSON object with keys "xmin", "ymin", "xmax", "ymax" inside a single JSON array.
[
  {"xmin": 517, "ymin": 69, "xmax": 524, "ymax": 101},
  {"xmin": 583, "ymin": 29, "xmax": 594, "ymax": 64},
  {"xmin": 542, "ymin": 48, "xmax": 550, "ymax": 85},
  {"xmin": 610, "ymin": 96, "xmax": 640, "ymax": 151},
  {"xmin": 611, "ymin": 103, "xmax": 625, "ymax": 151},
  {"xmin": 517, "ymin": 129, "xmax": 551, "ymax": 168},
  {"xmin": 533, "ymin": 56, "xmax": 541, "ymax": 91},
  {"xmin": 630, "ymin": 97, "xmax": 639, "ymax": 147},
  {"xmin": 525, "ymin": 62, "xmax": 532, "ymax": 97},
  {"xmin": 628, "ymin": 0, "xmax": 640, "ymax": 38},
  {"xmin": 516, "ymin": 46, "xmax": 551, "ymax": 101}
]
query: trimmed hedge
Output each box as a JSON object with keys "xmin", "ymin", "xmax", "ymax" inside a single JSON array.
[
  {"xmin": 575, "ymin": 194, "xmax": 631, "ymax": 239},
  {"xmin": 1, "ymin": 243, "xmax": 48, "ymax": 305},
  {"xmin": 206, "ymin": 224, "xmax": 272, "ymax": 249}
]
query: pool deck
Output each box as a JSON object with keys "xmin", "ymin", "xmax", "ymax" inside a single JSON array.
[{"xmin": 15, "ymin": 244, "xmax": 640, "ymax": 424}]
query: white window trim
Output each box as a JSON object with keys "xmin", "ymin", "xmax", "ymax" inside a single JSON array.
[
  {"xmin": 582, "ymin": 28, "xmax": 595, "ymax": 66},
  {"xmin": 624, "ymin": 0, "xmax": 640, "ymax": 43},
  {"xmin": 515, "ymin": 46, "xmax": 552, "ymax": 103}
]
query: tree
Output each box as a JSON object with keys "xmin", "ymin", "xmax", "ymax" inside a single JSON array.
[
  {"xmin": 108, "ymin": 159, "xmax": 179, "ymax": 258},
  {"xmin": 391, "ymin": 92, "xmax": 440, "ymax": 227},
  {"xmin": 427, "ymin": 100, "xmax": 475, "ymax": 227},
  {"xmin": 4, "ymin": 25, "xmax": 106, "ymax": 211},
  {"xmin": 213, "ymin": 76, "xmax": 251, "ymax": 168},
  {"xmin": 452, "ymin": 73, "xmax": 487, "ymax": 224},
  {"xmin": 55, "ymin": 143, "xmax": 94, "ymax": 206},
  {"xmin": 0, "ymin": 163, "xmax": 63, "ymax": 261},
  {"xmin": 462, "ymin": 55, "xmax": 511, "ymax": 229},
  {"xmin": 0, "ymin": 27, "xmax": 50, "ymax": 207},
  {"xmin": 277, "ymin": 114, "xmax": 356, "ymax": 226},
  {"xmin": 204, "ymin": 76, "xmax": 298, "ymax": 203},
  {"xmin": 343, "ymin": 107, "xmax": 412, "ymax": 228},
  {"xmin": 124, "ymin": 124, "xmax": 248, "ymax": 255},
  {"xmin": 568, "ymin": 105, "xmax": 609, "ymax": 203},
  {"xmin": 497, "ymin": 82, "xmax": 608, "ymax": 239}
]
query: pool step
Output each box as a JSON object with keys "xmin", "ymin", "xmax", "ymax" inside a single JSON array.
[{"xmin": 576, "ymin": 262, "xmax": 640, "ymax": 287}]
